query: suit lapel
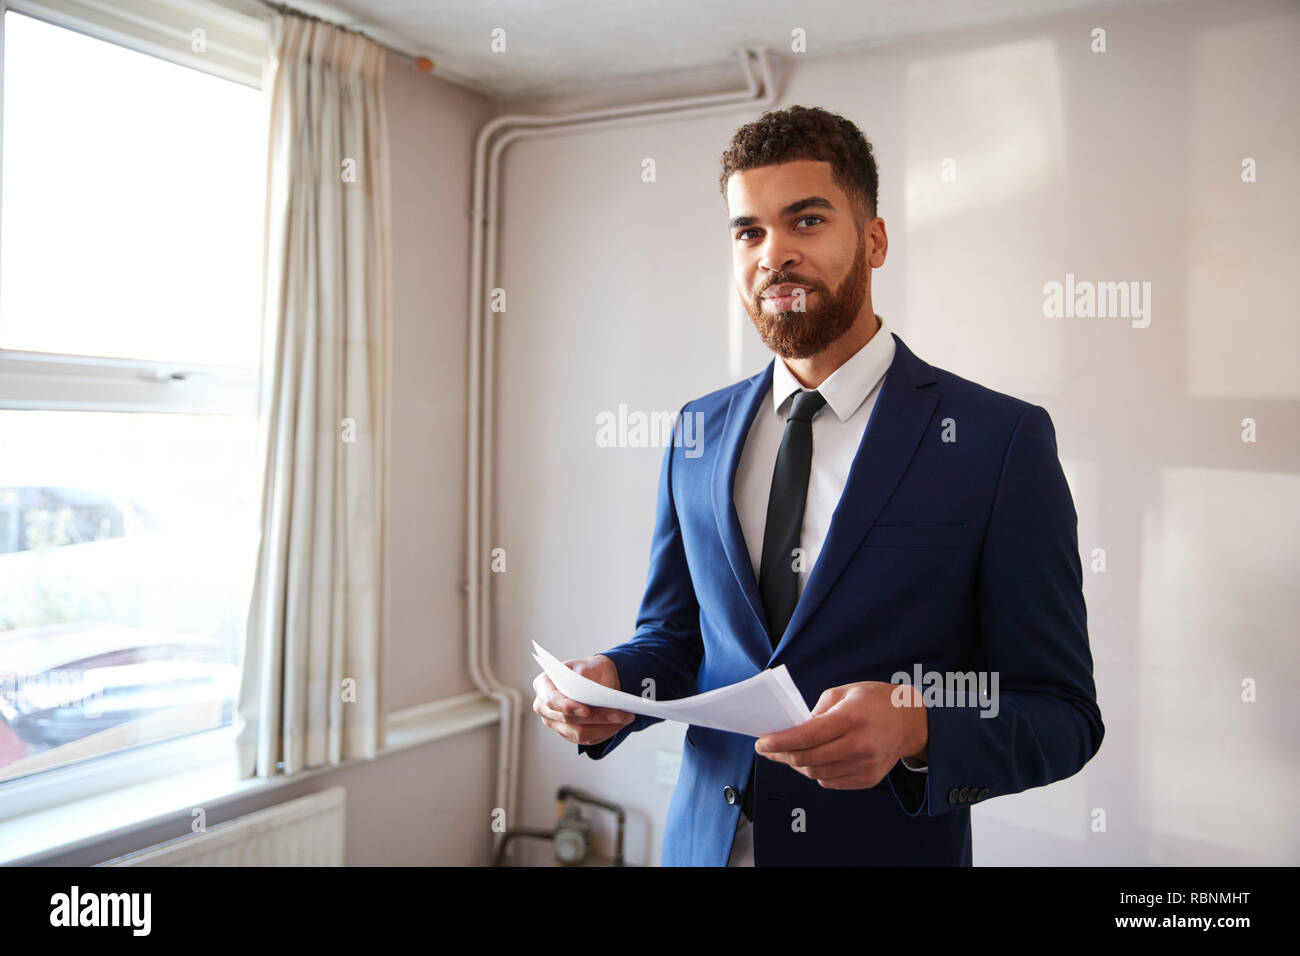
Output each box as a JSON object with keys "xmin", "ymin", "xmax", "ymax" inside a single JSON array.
[
  {"xmin": 710, "ymin": 333, "xmax": 940, "ymax": 668},
  {"xmin": 711, "ymin": 360, "xmax": 775, "ymax": 662},
  {"xmin": 770, "ymin": 333, "xmax": 939, "ymax": 663}
]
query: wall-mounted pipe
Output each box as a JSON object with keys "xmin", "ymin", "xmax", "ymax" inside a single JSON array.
[{"xmin": 465, "ymin": 47, "xmax": 778, "ymax": 858}]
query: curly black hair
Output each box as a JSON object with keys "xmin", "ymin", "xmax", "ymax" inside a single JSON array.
[{"xmin": 718, "ymin": 105, "xmax": 880, "ymax": 230}]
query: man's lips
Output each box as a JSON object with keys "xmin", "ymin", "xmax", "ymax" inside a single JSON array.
[
  {"xmin": 761, "ymin": 286, "xmax": 815, "ymax": 308},
  {"xmin": 761, "ymin": 284, "xmax": 814, "ymax": 298}
]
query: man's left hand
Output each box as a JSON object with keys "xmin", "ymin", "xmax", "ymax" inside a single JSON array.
[{"xmin": 754, "ymin": 681, "xmax": 929, "ymax": 789}]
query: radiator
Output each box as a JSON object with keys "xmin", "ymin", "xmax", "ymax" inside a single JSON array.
[{"xmin": 100, "ymin": 787, "xmax": 346, "ymax": 866}]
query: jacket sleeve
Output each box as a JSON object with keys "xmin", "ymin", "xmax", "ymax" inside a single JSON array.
[
  {"xmin": 888, "ymin": 403, "xmax": 1105, "ymax": 815},
  {"xmin": 580, "ymin": 404, "xmax": 704, "ymax": 761}
]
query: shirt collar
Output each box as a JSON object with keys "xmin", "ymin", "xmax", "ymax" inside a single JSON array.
[{"xmin": 771, "ymin": 314, "xmax": 897, "ymax": 423}]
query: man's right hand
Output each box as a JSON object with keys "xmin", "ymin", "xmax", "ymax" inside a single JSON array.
[{"xmin": 532, "ymin": 654, "xmax": 634, "ymax": 746}]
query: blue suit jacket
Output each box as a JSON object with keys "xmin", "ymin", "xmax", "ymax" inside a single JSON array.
[{"xmin": 579, "ymin": 332, "xmax": 1104, "ymax": 865}]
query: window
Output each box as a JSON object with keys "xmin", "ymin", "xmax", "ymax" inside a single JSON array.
[{"xmin": 0, "ymin": 8, "xmax": 267, "ymax": 786}]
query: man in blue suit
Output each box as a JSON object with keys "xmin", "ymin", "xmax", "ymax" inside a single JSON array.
[{"xmin": 532, "ymin": 106, "xmax": 1103, "ymax": 866}]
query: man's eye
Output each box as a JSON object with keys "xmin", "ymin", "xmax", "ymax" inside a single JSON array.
[{"xmin": 737, "ymin": 216, "xmax": 823, "ymax": 240}]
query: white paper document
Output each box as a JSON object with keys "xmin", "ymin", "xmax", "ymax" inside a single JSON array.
[{"xmin": 532, "ymin": 640, "xmax": 812, "ymax": 737}]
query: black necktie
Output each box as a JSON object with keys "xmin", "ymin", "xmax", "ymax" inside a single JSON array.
[
  {"xmin": 744, "ymin": 387, "xmax": 827, "ymax": 824},
  {"xmin": 757, "ymin": 388, "xmax": 828, "ymax": 650}
]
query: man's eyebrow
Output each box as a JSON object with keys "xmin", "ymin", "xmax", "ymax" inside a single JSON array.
[{"xmin": 728, "ymin": 196, "xmax": 836, "ymax": 231}]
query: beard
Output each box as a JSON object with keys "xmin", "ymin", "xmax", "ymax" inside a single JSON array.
[{"xmin": 743, "ymin": 229, "xmax": 870, "ymax": 359}]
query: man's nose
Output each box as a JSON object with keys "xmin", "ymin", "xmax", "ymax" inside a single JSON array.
[{"xmin": 757, "ymin": 236, "xmax": 800, "ymax": 275}]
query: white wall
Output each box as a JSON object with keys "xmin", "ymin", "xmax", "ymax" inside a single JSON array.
[
  {"xmin": 494, "ymin": 0, "xmax": 1300, "ymax": 865},
  {"xmin": 385, "ymin": 46, "xmax": 501, "ymax": 710}
]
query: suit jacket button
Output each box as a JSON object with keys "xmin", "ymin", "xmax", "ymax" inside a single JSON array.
[
  {"xmin": 947, "ymin": 787, "xmax": 960, "ymax": 805},
  {"xmin": 958, "ymin": 787, "xmax": 971, "ymax": 802},
  {"xmin": 723, "ymin": 786, "xmax": 738, "ymax": 805}
]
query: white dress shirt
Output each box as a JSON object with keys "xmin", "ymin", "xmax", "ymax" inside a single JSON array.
[{"xmin": 726, "ymin": 314, "xmax": 925, "ymax": 868}]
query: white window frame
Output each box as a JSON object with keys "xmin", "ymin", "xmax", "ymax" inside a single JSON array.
[
  {"xmin": 0, "ymin": 349, "xmax": 260, "ymax": 415},
  {"xmin": 0, "ymin": 0, "xmax": 271, "ymax": 818},
  {"xmin": 2, "ymin": 0, "xmax": 269, "ymax": 90}
]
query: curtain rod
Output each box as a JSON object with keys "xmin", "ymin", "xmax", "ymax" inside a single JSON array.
[{"xmin": 250, "ymin": 0, "xmax": 435, "ymax": 72}]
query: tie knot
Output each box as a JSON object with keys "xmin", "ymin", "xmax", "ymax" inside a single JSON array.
[{"xmin": 787, "ymin": 389, "xmax": 827, "ymax": 424}]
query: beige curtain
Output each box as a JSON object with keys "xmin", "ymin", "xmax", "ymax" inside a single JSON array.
[{"xmin": 236, "ymin": 11, "xmax": 390, "ymax": 778}]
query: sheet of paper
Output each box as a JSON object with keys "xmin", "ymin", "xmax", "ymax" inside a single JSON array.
[{"xmin": 532, "ymin": 640, "xmax": 812, "ymax": 737}]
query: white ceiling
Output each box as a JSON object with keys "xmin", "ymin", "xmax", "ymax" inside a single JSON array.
[{"xmin": 270, "ymin": 0, "xmax": 1175, "ymax": 102}]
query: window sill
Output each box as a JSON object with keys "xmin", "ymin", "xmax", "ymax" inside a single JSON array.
[{"xmin": 0, "ymin": 691, "xmax": 501, "ymax": 865}]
